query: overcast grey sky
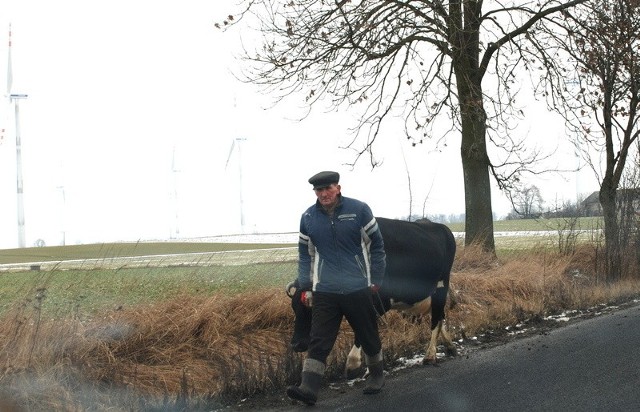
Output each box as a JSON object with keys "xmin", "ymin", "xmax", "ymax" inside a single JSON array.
[{"xmin": 0, "ymin": 0, "xmax": 598, "ymax": 249}]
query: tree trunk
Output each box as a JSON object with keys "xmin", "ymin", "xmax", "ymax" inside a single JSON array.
[
  {"xmin": 599, "ymin": 184, "xmax": 620, "ymax": 281},
  {"xmin": 451, "ymin": 0, "xmax": 495, "ymax": 253},
  {"xmin": 460, "ymin": 92, "xmax": 495, "ymax": 253}
]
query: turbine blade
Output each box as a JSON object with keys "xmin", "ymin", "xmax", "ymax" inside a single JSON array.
[
  {"xmin": 6, "ymin": 24, "xmax": 12, "ymax": 96},
  {"xmin": 225, "ymin": 139, "xmax": 235, "ymax": 170}
]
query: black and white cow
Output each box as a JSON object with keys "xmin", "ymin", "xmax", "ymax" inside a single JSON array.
[{"xmin": 287, "ymin": 217, "xmax": 457, "ymax": 378}]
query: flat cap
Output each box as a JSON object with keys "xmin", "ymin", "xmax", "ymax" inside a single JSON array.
[{"xmin": 308, "ymin": 171, "xmax": 340, "ymax": 189}]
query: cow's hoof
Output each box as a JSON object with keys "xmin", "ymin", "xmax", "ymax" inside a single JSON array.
[
  {"xmin": 422, "ymin": 357, "xmax": 438, "ymax": 366},
  {"xmin": 445, "ymin": 346, "xmax": 458, "ymax": 357},
  {"xmin": 345, "ymin": 366, "xmax": 365, "ymax": 380}
]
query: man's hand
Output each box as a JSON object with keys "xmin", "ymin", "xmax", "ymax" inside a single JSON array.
[{"xmin": 301, "ymin": 291, "xmax": 313, "ymax": 308}]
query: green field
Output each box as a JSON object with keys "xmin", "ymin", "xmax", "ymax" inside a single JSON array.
[
  {"xmin": 0, "ymin": 242, "xmax": 299, "ymax": 318},
  {"xmin": 0, "ymin": 242, "xmax": 294, "ymax": 265},
  {"xmin": 0, "ymin": 217, "xmax": 606, "ymax": 319},
  {"xmin": 446, "ymin": 216, "xmax": 603, "ymax": 232},
  {"xmin": 0, "ymin": 260, "xmax": 298, "ymax": 318},
  {"xmin": 0, "ymin": 217, "xmax": 603, "ymax": 265}
]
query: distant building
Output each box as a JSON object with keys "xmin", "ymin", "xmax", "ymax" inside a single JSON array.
[
  {"xmin": 582, "ymin": 189, "xmax": 640, "ymax": 216},
  {"xmin": 582, "ymin": 191, "xmax": 601, "ymax": 216}
]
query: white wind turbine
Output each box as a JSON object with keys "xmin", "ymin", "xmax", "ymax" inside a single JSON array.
[
  {"xmin": 225, "ymin": 137, "xmax": 247, "ymax": 233},
  {"xmin": 6, "ymin": 24, "xmax": 28, "ymax": 248},
  {"xmin": 170, "ymin": 145, "xmax": 180, "ymax": 239}
]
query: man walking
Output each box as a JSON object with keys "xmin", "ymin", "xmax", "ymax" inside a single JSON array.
[{"xmin": 287, "ymin": 171, "xmax": 387, "ymax": 405}]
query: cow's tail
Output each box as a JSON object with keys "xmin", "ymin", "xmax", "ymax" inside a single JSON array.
[
  {"xmin": 432, "ymin": 226, "xmax": 456, "ymax": 327},
  {"xmin": 431, "ymin": 277, "xmax": 449, "ymax": 328}
]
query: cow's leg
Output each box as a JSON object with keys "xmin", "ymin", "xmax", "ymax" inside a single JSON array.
[
  {"xmin": 424, "ymin": 280, "xmax": 457, "ymax": 365},
  {"xmin": 425, "ymin": 320, "xmax": 440, "ymax": 364},
  {"xmin": 345, "ymin": 342, "xmax": 365, "ymax": 379},
  {"xmin": 425, "ymin": 319, "xmax": 456, "ymax": 362},
  {"xmin": 439, "ymin": 321, "xmax": 457, "ymax": 357}
]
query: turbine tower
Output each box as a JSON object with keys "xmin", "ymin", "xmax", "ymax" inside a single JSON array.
[
  {"xmin": 6, "ymin": 24, "xmax": 28, "ymax": 248},
  {"xmin": 225, "ymin": 137, "xmax": 247, "ymax": 233},
  {"xmin": 170, "ymin": 145, "xmax": 180, "ymax": 239}
]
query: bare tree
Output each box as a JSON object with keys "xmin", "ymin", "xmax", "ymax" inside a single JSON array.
[
  {"xmin": 508, "ymin": 185, "xmax": 544, "ymax": 218},
  {"xmin": 617, "ymin": 147, "xmax": 640, "ymax": 277},
  {"xmin": 535, "ymin": 0, "xmax": 640, "ymax": 279},
  {"xmin": 217, "ymin": 0, "xmax": 588, "ymax": 252}
]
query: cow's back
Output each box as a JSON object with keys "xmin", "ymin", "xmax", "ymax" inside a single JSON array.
[{"xmin": 376, "ymin": 217, "xmax": 455, "ymax": 304}]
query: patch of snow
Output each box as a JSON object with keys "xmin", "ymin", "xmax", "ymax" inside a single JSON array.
[{"xmin": 393, "ymin": 354, "xmax": 425, "ymax": 371}]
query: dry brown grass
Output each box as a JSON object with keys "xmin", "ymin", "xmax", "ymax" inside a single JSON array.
[{"xmin": 1, "ymin": 244, "xmax": 640, "ymax": 409}]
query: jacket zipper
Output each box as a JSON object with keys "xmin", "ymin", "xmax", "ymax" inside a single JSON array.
[
  {"xmin": 354, "ymin": 254, "xmax": 367, "ymax": 278},
  {"xmin": 330, "ymin": 213, "xmax": 345, "ymax": 293}
]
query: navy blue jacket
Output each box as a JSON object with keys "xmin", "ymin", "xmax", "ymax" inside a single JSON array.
[{"xmin": 297, "ymin": 195, "xmax": 386, "ymax": 294}]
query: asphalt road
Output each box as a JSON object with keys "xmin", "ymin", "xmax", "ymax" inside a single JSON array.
[{"xmin": 260, "ymin": 301, "xmax": 640, "ymax": 412}]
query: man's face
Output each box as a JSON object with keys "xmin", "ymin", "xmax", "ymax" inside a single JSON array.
[{"xmin": 314, "ymin": 184, "xmax": 341, "ymax": 208}]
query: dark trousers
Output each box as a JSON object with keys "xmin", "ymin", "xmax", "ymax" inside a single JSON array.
[{"xmin": 307, "ymin": 288, "xmax": 381, "ymax": 363}]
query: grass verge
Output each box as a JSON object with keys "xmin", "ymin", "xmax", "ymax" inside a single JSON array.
[{"xmin": 0, "ymin": 236, "xmax": 639, "ymax": 410}]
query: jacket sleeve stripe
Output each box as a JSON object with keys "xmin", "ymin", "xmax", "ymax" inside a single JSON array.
[
  {"xmin": 360, "ymin": 234, "xmax": 373, "ymax": 285},
  {"xmin": 364, "ymin": 217, "xmax": 379, "ymax": 236}
]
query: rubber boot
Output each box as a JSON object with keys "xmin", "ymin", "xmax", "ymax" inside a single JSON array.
[
  {"xmin": 363, "ymin": 351, "xmax": 385, "ymax": 395},
  {"xmin": 286, "ymin": 358, "xmax": 325, "ymax": 405}
]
